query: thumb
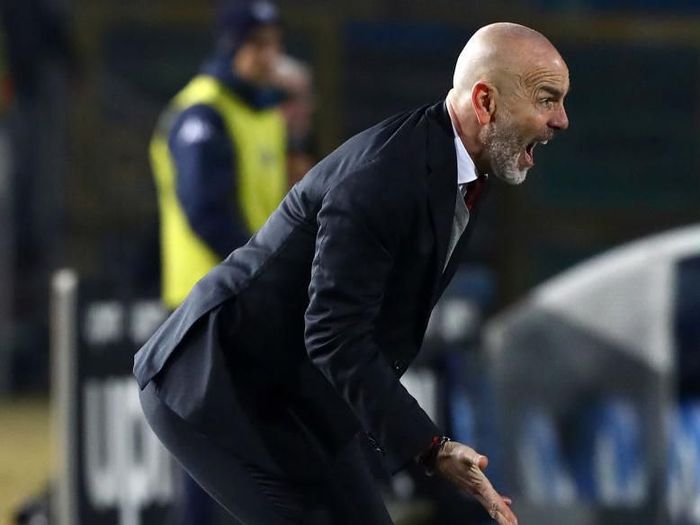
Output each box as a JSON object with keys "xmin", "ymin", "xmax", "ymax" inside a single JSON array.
[{"xmin": 465, "ymin": 449, "xmax": 488, "ymax": 470}]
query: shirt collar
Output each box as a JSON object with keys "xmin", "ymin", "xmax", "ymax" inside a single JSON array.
[{"xmin": 450, "ymin": 119, "xmax": 478, "ymax": 186}]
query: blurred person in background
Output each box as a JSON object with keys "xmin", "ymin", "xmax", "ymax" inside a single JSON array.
[
  {"xmin": 0, "ymin": 0, "xmax": 77, "ymax": 392},
  {"xmin": 0, "ymin": 29, "xmax": 11, "ymax": 114},
  {"xmin": 136, "ymin": 22, "xmax": 568, "ymax": 525},
  {"xmin": 0, "ymin": 21, "xmax": 12, "ymax": 399},
  {"xmin": 151, "ymin": 0, "xmax": 287, "ymax": 312},
  {"xmin": 149, "ymin": 0, "xmax": 286, "ymax": 523},
  {"xmin": 273, "ymin": 54, "xmax": 316, "ymax": 187}
]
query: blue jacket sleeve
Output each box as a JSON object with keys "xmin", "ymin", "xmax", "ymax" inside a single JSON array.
[{"xmin": 168, "ymin": 104, "xmax": 250, "ymax": 258}]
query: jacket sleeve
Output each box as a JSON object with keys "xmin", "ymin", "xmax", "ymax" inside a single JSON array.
[
  {"xmin": 304, "ymin": 168, "xmax": 440, "ymax": 472},
  {"xmin": 169, "ymin": 104, "xmax": 250, "ymax": 257}
]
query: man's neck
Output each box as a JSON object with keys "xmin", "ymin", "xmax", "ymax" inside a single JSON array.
[{"xmin": 445, "ymin": 91, "xmax": 488, "ymax": 177}]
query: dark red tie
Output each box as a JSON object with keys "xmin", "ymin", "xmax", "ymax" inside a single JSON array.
[{"xmin": 464, "ymin": 176, "xmax": 487, "ymax": 211}]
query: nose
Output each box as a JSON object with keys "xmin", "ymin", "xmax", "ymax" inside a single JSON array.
[{"xmin": 549, "ymin": 105, "xmax": 569, "ymax": 131}]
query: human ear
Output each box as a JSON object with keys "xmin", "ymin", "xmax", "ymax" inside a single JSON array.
[{"xmin": 471, "ymin": 81, "xmax": 495, "ymax": 125}]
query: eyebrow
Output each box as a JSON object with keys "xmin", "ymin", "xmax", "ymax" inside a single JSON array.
[{"xmin": 539, "ymin": 85, "xmax": 567, "ymax": 98}]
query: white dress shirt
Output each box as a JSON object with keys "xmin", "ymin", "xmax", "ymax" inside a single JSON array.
[
  {"xmin": 444, "ymin": 121, "xmax": 479, "ymax": 270},
  {"xmin": 453, "ymin": 122, "xmax": 479, "ymax": 187}
]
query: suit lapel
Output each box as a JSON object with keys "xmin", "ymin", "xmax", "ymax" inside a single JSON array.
[
  {"xmin": 425, "ymin": 101, "xmax": 458, "ymax": 305},
  {"xmin": 436, "ymin": 221, "xmax": 473, "ymax": 300}
]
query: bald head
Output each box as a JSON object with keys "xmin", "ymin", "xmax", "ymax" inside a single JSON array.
[
  {"xmin": 447, "ymin": 23, "xmax": 569, "ymax": 185},
  {"xmin": 453, "ymin": 23, "xmax": 565, "ymax": 95}
]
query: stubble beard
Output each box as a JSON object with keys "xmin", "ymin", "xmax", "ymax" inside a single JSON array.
[{"xmin": 482, "ymin": 111, "xmax": 528, "ymax": 186}]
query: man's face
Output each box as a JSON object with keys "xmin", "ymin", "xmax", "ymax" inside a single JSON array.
[
  {"xmin": 234, "ymin": 25, "xmax": 283, "ymax": 87},
  {"xmin": 482, "ymin": 58, "xmax": 569, "ymax": 185}
]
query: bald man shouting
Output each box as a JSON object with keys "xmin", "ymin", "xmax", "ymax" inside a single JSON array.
[{"xmin": 135, "ymin": 22, "xmax": 568, "ymax": 525}]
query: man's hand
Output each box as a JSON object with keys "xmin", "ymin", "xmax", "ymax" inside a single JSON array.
[{"xmin": 434, "ymin": 441, "xmax": 518, "ymax": 525}]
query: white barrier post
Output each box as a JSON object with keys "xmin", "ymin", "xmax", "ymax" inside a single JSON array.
[{"xmin": 50, "ymin": 269, "xmax": 79, "ymax": 525}]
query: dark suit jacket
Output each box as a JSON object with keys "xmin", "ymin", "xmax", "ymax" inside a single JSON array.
[{"xmin": 134, "ymin": 100, "xmax": 478, "ymax": 474}]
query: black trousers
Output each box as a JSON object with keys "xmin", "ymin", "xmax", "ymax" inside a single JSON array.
[{"xmin": 139, "ymin": 380, "xmax": 394, "ymax": 525}]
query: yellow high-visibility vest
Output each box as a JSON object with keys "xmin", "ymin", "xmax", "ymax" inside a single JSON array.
[{"xmin": 151, "ymin": 75, "xmax": 286, "ymax": 308}]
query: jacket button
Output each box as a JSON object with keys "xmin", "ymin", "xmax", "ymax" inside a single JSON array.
[
  {"xmin": 393, "ymin": 360, "xmax": 404, "ymax": 374},
  {"xmin": 366, "ymin": 433, "xmax": 385, "ymax": 455}
]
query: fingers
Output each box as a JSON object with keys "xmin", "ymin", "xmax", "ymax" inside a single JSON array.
[
  {"xmin": 479, "ymin": 493, "xmax": 517, "ymax": 525},
  {"xmin": 491, "ymin": 502, "xmax": 518, "ymax": 525},
  {"xmin": 445, "ymin": 443, "xmax": 518, "ymax": 524},
  {"xmin": 472, "ymin": 474, "xmax": 518, "ymax": 525}
]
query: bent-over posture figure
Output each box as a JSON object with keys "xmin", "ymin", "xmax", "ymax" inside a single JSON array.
[{"xmin": 135, "ymin": 22, "xmax": 569, "ymax": 525}]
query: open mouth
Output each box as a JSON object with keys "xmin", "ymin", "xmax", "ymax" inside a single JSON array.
[{"xmin": 524, "ymin": 139, "xmax": 549, "ymax": 166}]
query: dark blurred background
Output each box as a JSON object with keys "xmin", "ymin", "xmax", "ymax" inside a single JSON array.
[
  {"xmin": 1, "ymin": 0, "xmax": 700, "ymax": 523},
  {"xmin": 3, "ymin": 0, "xmax": 700, "ymax": 393}
]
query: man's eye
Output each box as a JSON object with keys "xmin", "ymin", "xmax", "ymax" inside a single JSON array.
[{"xmin": 540, "ymin": 98, "xmax": 555, "ymax": 109}]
